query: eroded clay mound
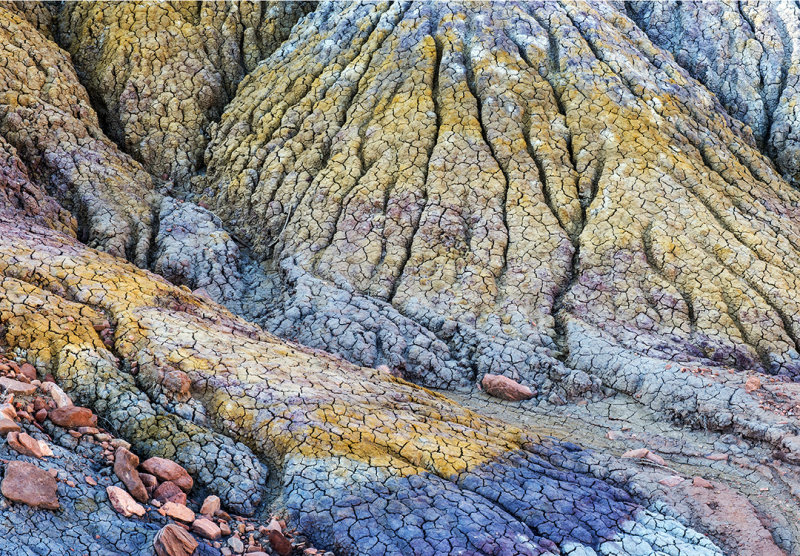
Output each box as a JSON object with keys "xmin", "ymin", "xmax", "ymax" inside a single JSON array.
[
  {"xmin": 0, "ymin": 213, "xmax": 726, "ymax": 555},
  {"xmin": 0, "ymin": 3, "xmax": 159, "ymax": 265},
  {"xmin": 59, "ymin": 0, "xmax": 314, "ymax": 188},
  {"xmin": 629, "ymin": 0, "xmax": 800, "ymax": 187},
  {"xmin": 2, "ymin": 1, "xmax": 800, "ymax": 554},
  {"xmin": 192, "ymin": 0, "xmax": 800, "ymax": 387}
]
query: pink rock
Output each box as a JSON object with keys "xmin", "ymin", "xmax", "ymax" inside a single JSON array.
[
  {"xmin": 0, "ymin": 377, "xmax": 36, "ymax": 395},
  {"xmin": 162, "ymin": 501, "xmax": 195, "ymax": 523},
  {"xmin": 153, "ymin": 481, "xmax": 187, "ymax": 505},
  {"xmin": 18, "ymin": 363, "xmax": 36, "ymax": 382},
  {"xmin": 37, "ymin": 440, "xmax": 53, "ymax": 457},
  {"xmin": 1, "ymin": 460, "xmax": 59, "ymax": 509},
  {"xmin": 745, "ymin": 376, "xmax": 762, "ymax": 393},
  {"xmin": 644, "ymin": 451, "xmax": 666, "ymax": 466},
  {"xmin": 0, "ymin": 417, "xmax": 20, "ymax": 436},
  {"xmin": 480, "ymin": 374, "xmax": 534, "ymax": 401},
  {"xmin": 7, "ymin": 431, "xmax": 44, "ymax": 458},
  {"xmin": 706, "ymin": 453, "xmax": 729, "ymax": 461},
  {"xmin": 140, "ymin": 457, "xmax": 193, "ymax": 492},
  {"xmin": 192, "ymin": 517, "xmax": 222, "ymax": 540},
  {"xmin": 107, "ymin": 485, "xmax": 146, "ymax": 517},
  {"xmin": 0, "ymin": 403, "xmax": 17, "ymax": 420},
  {"xmin": 40, "ymin": 382, "xmax": 72, "ymax": 408},
  {"xmin": 199, "ymin": 494, "xmax": 221, "ymax": 517},
  {"xmin": 140, "ymin": 472, "xmax": 158, "ymax": 496},
  {"xmin": 693, "ymin": 476, "xmax": 714, "ymax": 489},
  {"xmin": 621, "ymin": 448, "xmax": 650, "ymax": 459},
  {"xmin": 658, "ymin": 475, "xmax": 685, "ymax": 487}
]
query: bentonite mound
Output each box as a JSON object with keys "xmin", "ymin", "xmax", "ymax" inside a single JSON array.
[{"xmin": 2, "ymin": 1, "xmax": 800, "ymax": 555}]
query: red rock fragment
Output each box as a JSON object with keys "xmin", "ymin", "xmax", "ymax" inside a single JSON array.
[
  {"xmin": 107, "ymin": 485, "xmax": 146, "ymax": 517},
  {"xmin": 162, "ymin": 500, "xmax": 195, "ymax": 523},
  {"xmin": 265, "ymin": 518, "xmax": 292, "ymax": 556},
  {"xmin": 644, "ymin": 451, "xmax": 666, "ymax": 466},
  {"xmin": 693, "ymin": 476, "xmax": 713, "ymax": 489},
  {"xmin": 621, "ymin": 448, "xmax": 650, "ymax": 459},
  {"xmin": 141, "ymin": 457, "xmax": 193, "ymax": 492},
  {"xmin": 7, "ymin": 431, "xmax": 44, "ymax": 458},
  {"xmin": 153, "ymin": 481, "xmax": 187, "ymax": 505},
  {"xmin": 745, "ymin": 376, "xmax": 762, "ymax": 393},
  {"xmin": 706, "ymin": 453, "xmax": 729, "ymax": 461},
  {"xmin": 18, "ymin": 364, "xmax": 36, "ymax": 382},
  {"xmin": 48, "ymin": 406, "xmax": 96, "ymax": 428},
  {"xmin": 1, "ymin": 460, "xmax": 59, "ymax": 509},
  {"xmin": 198, "ymin": 494, "xmax": 220, "ymax": 517},
  {"xmin": 34, "ymin": 409, "xmax": 46, "ymax": 423},
  {"xmin": 113, "ymin": 447, "xmax": 148, "ymax": 503},
  {"xmin": 154, "ymin": 524, "xmax": 198, "ymax": 556},
  {"xmin": 0, "ymin": 404, "xmax": 16, "ymax": 420},
  {"xmin": 659, "ymin": 475, "xmax": 685, "ymax": 487},
  {"xmin": 140, "ymin": 472, "xmax": 158, "ymax": 495},
  {"xmin": 0, "ymin": 418, "xmax": 20, "ymax": 436},
  {"xmin": 480, "ymin": 374, "xmax": 534, "ymax": 401},
  {"xmin": 192, "ymin": 517, "xmax": 222, "ymax": 540},
  {"xmin": 0, "ymin": 377, "xmax": 36, "ymax": 395}
]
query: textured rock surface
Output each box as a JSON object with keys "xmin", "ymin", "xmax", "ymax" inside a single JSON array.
[
  {"xmin": 0, "ymin": 216, "xmax": 727, "ymax": 554},
  {"xmin": 2, "ymin": 1, "xmax": 800, "ymax": 554},
  {"xmin": 0, "ymin": 2, "xmax": 159, "ymax": 265},
  {"xmin": 59, "ymin": 0, "xmax": 314, "ymax": 188},
  {"xmin": 629, "ymin": 0, "xmax": 800, "ymax": 187},
  {"xmin": 192, "ymin": 0, "xmax": 800, "ymax": 398}
]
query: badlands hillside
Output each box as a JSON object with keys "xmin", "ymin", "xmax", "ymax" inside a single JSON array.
[{"xmin": 1, "ymin": 1, "xmax": 800, "ymax": 555}]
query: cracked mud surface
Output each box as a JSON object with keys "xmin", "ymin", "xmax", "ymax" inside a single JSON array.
[{"xmin": 2, "ymin": 1, "xmax": 800, "ymax": 555}]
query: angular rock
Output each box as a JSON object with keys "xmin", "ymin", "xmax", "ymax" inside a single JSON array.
[
  {"xmin": 0, "ymin": 417, "xmax": 20, "ymax": 436},
  {"xmin": 140, "ymin": 457, "xmax": 193, "ymax": 492},
  {"xmin": 745, "ymin": 376, "xmax": 762, "ymax": 393},
  {"xmin": 659, "ymin": 476, "xmax": 686, "ymax": 487},
  {"xmin": 644, "ymin": 451, "xmax": 666, "ymax": 466},
  {"xmin": 622, "ymin": 448, "xmax": 650, "ymax": 459},
  {"xmin": 192, "ymin": 517, "xmax": 222, "ymax": 540},
  {"xmin": 0, "ymin": 377, "xmax": 36, "ymax": 396},
  {"xmin": 693, "ymin": 476, "xmax": 714, "ymax": 489},
  {"xmin": 154, "ymin": 524, "xmax": 198, "ymax": 556},
  {"xmin": 480, "ymin": 374, "xmax": 535, "ymax": 401},
  {"xmin": 106, "ymin": 485, "xmax": 146, "ymax": 517},
  {"xmin": 7, "ymin": 431, "xmax": 44, "ymax": 458},
  {"xmin": 265, "ymin": 519, "xmax": 291, "ymax": 556},
  {"xmin": 113, "ymin": 447, "xmax": 148, "ymax": 503},
  {"xmin": 1, "ymin": 460, "xmax": 59, "ymax": 510},
  {"xmin": 0, "ymin": 403, "xmax": 16, "ymax": 420},
  {"xmin": 37, "ymin": 440, "xmax": 53, "ymax": 458},
  {"xmin": 140, "ymin": 472, "xmax": 158, "ymax": 496},
  {"xmin": 47, "ymin": 405, "xmax": 96, "ymax": 428},
  {"xmin": 40, "ymin": 382, "xmax": 72, "ymax": 408},
  {"xmin": 18, "ymin": 363, "xmax": 36, "ymax": 382},
  {"xmin": 161, "ymin": 501, "xmax": 195, "ymax": 523},
  {"xmin": 199, "ymin": 494, "xmax": 221, "ymax": 517},
  {"xmin": 153, "ymin": 481, "xmax": 187, "ymax": 505}
]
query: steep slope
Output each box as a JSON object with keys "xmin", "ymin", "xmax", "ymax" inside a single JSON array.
[
  {"xmin": 59, "ymin": 1, "xmax": 314, "ymax": 189},
  {"xmin": 0, "ymin": 3, "xmax": 159, "ymax": 265},
  {"xmin": 3, "ymin": 1, "xmax": 800, "ymax": 554},
  {"xmin": 190, "ymin": 1, "xmax": 800, "ymax": 390},
  {"xmin": 628, "ymin": 0, "xmax": 800, "ymax": 187}
]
